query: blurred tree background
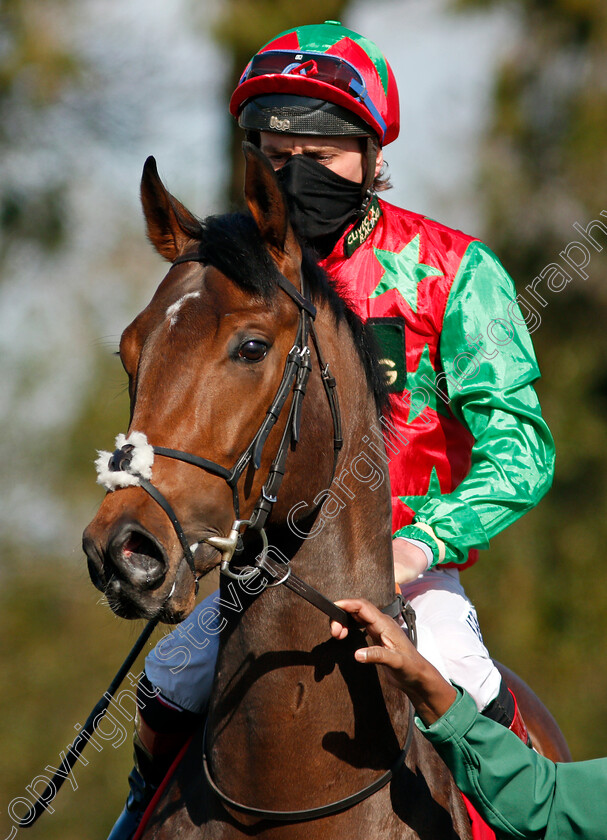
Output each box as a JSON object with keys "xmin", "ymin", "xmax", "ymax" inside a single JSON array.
[
  {"xmin": 214, "ymin": 0, "xmax": 351, "ymax": 203},
  {"xmin": 1, "ymin": 0, "xmax": 607, "ymax": 837}
]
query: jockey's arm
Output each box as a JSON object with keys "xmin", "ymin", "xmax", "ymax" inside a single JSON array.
[{"xmin": 394, "ymin": 242, "xmax": 555, "ymax": 568}]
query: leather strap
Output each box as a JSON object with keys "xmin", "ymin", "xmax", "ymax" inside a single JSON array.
[
  {"xmin": 153, "ymin": 448, "xmax": 231, "ymax": 482},
  {"xmin": 310, "ymin": 318, "xmax": 343, "ymax": 458},
  {"xmin": 201, "ymin": 597, "xmax": 417, "ymax": 822},
  {"xmin": 202, "ymin": 713, "xmax": 412, "ymax": 822},
  {"xmin": 275, "ymin": 272, "xmax": 317, "ymax": 318},
  {"xmin": 255, "ymin": 550, "xmax": 406, "ymax": 629},
  {"xmin": 138, "ymin": 478, "xmax": 197, "ymax": 579},
  {"xmin": 19, "ymin": 618, "xmax": 160, "ymax": 827}
]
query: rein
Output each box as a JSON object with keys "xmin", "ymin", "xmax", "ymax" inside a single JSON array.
[{"xmin": 17, "ymin": 618, "xmax": 160, "ymax": 828}]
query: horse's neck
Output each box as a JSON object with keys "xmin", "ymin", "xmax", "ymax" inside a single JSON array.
[
  {"xmin": 288, "ymin": 436, "xmax": 395, "ymax": 607},
  {"xmin": 278, "ymin": 311, "xmax": 395, "ymax": 607},
  {"xmin": 310, "ymin": 324, "xmax": 395, "ymax": 606},
  {"xmin": 264, "ymin": 356, "xmax": 395, "ymax": 613}
]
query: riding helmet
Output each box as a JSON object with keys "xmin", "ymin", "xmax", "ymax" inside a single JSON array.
[{"xmin": 229, "ymin": 20, "xmax": 400, "ymax": 146}]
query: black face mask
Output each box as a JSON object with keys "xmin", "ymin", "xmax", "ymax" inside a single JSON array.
[{"xmin": 276, "ymin": 155, "xmax": 364, "ymax": 252}]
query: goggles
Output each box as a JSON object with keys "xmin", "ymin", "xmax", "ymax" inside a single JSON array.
[{"xmin": 240, "ymin": 50, "xmax": 387, "ymax": 139}]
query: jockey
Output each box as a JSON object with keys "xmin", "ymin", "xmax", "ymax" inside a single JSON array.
[{"xmin": 107, "ymin": 20, "xmax": 554, "ymax": 839}]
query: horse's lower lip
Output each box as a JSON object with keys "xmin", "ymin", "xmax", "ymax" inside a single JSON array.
[{"xmin": 105, "ymin": 578, "xmax": 150, "ymax": 619}]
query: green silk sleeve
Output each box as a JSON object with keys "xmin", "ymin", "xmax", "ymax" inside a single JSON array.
[
  {"xmin": 419, "ymin": 689, "xmax": 607, "ymax": 840},
  {"xmin": 407, "ymin": 241, "xmax": 555, "ymax": 565}
]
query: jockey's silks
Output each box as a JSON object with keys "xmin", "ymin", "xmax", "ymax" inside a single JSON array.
[{"xmin": 320, "ymin": 198, "xmax": 554, "ymax": 568}]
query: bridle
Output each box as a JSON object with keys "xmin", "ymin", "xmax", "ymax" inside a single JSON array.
[
  {"xmin": 201, "ymin": 600, "xmax": 417, "ymax": 824},
  {"xmin": 107, "ymin": 250, "xmax": 343, "ymax": 595}
]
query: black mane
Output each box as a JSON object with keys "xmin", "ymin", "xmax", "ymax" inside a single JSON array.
[{"xmin": 192, "ymin": 212, "xmax": 389, "ymax": 417}]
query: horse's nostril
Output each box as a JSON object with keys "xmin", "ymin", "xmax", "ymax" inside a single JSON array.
[
  {"xmin": 122, "ymin": 532, "xmax": 155, "ymax": 560},
  {"xmin": 111, "ymin": 528, "xmax": 167, "ymax": 590}
]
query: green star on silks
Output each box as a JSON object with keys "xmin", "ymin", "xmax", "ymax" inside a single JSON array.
[
  {"xmin": 398, "ymin": 466, "xmax": 442, "ymax": 514},
  {"xmin": 402, "ymin": 343, "xmax": 451, "ymax": 422},
  {"xmin": 370, "ymin": 234, "xmax": 443, "ymax": 313}
]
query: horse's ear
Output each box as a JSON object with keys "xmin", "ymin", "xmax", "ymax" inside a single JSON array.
[
  {"xmin": 140, "ymin": 156, "xmax": 200, "ymax": 261},
  {"xmin": 243, "ymin": 142, "xmax": 301, "ymax": 264}
]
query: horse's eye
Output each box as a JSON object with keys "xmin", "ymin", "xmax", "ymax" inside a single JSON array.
[{"xmin": 238, "ymin": 339, "xmax": 268, "ymax": 362}]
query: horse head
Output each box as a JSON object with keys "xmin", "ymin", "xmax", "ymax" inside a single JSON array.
[{"xmin": 83, "ymin": 145, "xmax": 374, "ymax": 623}]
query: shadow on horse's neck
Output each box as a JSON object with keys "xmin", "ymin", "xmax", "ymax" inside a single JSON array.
[{"xmin": 290, "ymin": 397, "xmax": 395, "ymax": 610}]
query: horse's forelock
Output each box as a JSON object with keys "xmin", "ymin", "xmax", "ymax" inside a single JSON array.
[{"xmin": 196, "ymin": 213, "xmax": 280, "ymax": 300}]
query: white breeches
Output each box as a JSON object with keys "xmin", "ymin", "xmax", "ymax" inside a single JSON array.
[{"xmin": 399, "ymin": 567, "xmax": 501, "ymax": 712}]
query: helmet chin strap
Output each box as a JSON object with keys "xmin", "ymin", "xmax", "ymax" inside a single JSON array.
[{"xmin": 358, "ymin": 136, "xmax": 379, "ymax": 217}]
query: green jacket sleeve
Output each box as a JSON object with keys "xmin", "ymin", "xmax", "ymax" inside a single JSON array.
[
  {"xmin": 396, "ymin": 242, "xmax": 554, "ymax": 565},
  {"xmin": 418, "ymin": 689, "xmax": 607, "ymax": 840}
]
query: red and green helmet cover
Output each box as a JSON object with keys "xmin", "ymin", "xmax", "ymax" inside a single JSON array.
[{"xmin": 229, "ymin": 20, "xmax": 400, "ymax": 146}]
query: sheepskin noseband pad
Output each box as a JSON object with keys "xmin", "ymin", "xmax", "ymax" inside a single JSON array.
[{"xmin": 95, "ymin": 431, "xmax": 155, "ymax": 491}]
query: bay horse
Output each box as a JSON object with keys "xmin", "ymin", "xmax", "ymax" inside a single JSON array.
[{"xmin": 83, "ymin": 145, "xmax": 570, "ymax": 839}]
